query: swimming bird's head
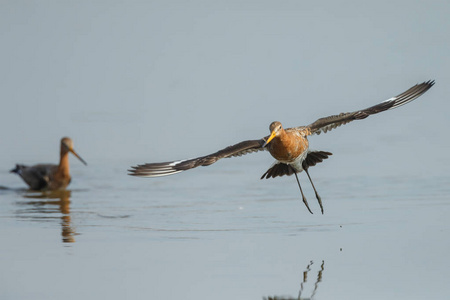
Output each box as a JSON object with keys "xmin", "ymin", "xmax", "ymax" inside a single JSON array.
[{"xmin": 61, "ymin": 137, "xmax": 88, "ymax": 166}]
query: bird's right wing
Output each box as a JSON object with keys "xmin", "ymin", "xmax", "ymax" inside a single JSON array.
[
  {"xmin": 129, "ymin": 139, "xmax": 267, "ymax": 177},
  {"xmin": 16, "ymin": 164, "xmax": 54, "ymax": 190}
]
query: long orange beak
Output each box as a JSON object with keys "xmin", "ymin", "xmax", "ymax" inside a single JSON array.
[
  {"xmin": 263, "ymin": 131, "xmax": 277, "ymax": 147},
  {"xmin": 70, "ymin": 149, "xmax": 88, "ymax": 166}
]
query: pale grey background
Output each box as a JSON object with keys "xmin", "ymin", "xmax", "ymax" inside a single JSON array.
[{"xmin": 0, "ymin": 0, "xmax": 448, "ymax": 174}]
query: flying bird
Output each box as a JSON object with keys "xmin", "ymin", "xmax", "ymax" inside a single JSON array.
[
  {"xmin": 129, "ymin": 80, "xmax": 434, "ymax": 214},
  {"xmin": 11, "ymin": 137, "xmax": 87, "ymax": 191}
]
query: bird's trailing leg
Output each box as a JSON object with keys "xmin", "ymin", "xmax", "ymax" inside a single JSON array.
[
  {"xmin": 304, "ymin": 168, "xmax": 324, "ymax": 214},
  {"xmin": 292, "ymin": 166, "xmax": 313, "ymax": 214}
]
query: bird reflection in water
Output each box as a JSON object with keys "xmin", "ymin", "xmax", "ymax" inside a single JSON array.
[
  {"xmin": 264, "ymin": 260, "xmax": 325, "ymax": 300},
  {"xmin": 16, "ymin": 190, "xmax": 77, "ymax": 243}
]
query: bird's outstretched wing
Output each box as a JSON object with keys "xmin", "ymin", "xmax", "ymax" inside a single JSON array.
[
  {"xmin": 129, "ymin": 139, "xmax": 266, "ymax": 177},
  {"xmin": 304, "ymin": 80, "xmax": 434, "ymax": 135}
]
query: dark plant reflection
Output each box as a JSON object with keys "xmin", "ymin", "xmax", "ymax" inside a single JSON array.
[
  {"xmin": 264, "ymin": 260, "xmax": 325, "ymax": 300},
  {"xmin": 16, "ymin": 190, "xmax": 77, "ymax": 243}
]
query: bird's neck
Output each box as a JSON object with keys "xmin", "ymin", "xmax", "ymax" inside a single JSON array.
[
  {"xmin": 58, "ymin": 151, "xmax": 70, "ymax": 177},
  {"xmin": 276, "ymin": 129, "xmax": 290, "ymax": 144}
]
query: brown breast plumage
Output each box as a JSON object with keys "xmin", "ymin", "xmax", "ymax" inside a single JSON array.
[{"xmin": 267, "ymin": 130, "xmax": 309, "ymax": 163}]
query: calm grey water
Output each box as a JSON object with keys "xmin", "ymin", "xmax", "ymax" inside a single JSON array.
[{"xmin": 1, "ymin": 156, "xmax": 450, "ymax": 300}]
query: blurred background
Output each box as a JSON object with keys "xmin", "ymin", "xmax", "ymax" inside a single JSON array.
[{"xmin": 0, "ymin": 0, "xmax": 448, "ymax": 179}]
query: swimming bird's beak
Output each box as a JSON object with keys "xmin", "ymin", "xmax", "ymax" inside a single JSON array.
[
  {"xmin": 263, "ymin": 131, "xmax": 277, "ymax": 147},
  {"xmin": 70, "ymin": 149, "xmax": 88, "ymax": 166}
]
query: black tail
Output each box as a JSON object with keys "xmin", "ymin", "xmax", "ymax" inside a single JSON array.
[
  {"xmin": 10, "ymin": 164, "xmax": 23, "ymax": 174},
  {"xmin": 261, "ymin": 151, "xmax": 332, "ymax": 179}
]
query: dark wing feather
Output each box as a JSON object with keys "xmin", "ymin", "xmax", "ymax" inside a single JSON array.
[
  {"xmin": 129, "ymin": 139, "xmax": 266, "ymax": 177},
  {"xmin": 302, "ymin": 151, "xmax": 332, "ymax": 170},
  {"xmin": 305, "ymin": 80, "xmax": 434, "ymax": 135},
  {"xmin": 260, "ymin": 151, "xmax": 332, "ymax": 179},
  {"xmin": 260, "ymin": 163, "xmax": 294, "ymax": 179},
  {"xmin": 11, "ymin": 164, "xmax": 54, "ymax": 190}
]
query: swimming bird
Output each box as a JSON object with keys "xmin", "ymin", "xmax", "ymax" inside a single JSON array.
[
  {"xmin": 10, "ymin": 137, "xmax": 87, "ymax": 191},
  {"xmin": 129, "ymin": 80, "xmax": 434, "ymax": 214}
]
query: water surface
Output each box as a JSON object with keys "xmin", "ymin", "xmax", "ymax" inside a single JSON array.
[{"xmin": 1, "ymin": 159, "xmax": 449, "ymax": 300}]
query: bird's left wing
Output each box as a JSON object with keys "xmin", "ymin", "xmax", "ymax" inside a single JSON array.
[
  {"xmin": 303, "ymin": 80, "xmax": 434, "ymax": 135},
  {"xmin": 129, "ymin": 139, "xmax": 267, "ymax": 177}
]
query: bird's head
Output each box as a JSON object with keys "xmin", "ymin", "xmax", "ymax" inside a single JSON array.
[
  {"xmin": 61, "ymin": 137, "xmax": 87, "ymax": 166},
  {"xmin": 263, "ymin": 121, "xmax": 283, "ymax": 147}
]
